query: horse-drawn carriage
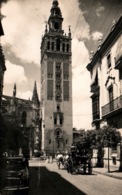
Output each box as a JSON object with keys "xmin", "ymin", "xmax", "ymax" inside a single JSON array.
[{"xmin": 66, "ymin": 145, "xmax": 92, "ymax": 174}]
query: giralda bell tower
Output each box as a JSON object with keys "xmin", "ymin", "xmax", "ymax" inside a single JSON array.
[{"xmin": 40, "ymin": 0, "xmax": 73, "ymax": 154}]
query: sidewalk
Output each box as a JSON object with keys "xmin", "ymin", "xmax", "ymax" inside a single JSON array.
[{"xmin": 93, "ymin": 167, "xmax": 122, "ymax": 180}]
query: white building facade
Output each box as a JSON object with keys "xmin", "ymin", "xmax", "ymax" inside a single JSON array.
[
  {"xmin": 87, "ymin": 16, "xmax": 122, "ymax": 131},
  {"xmin": 87, "ymin": 16, "xmax": 122, "ymax": 168}
]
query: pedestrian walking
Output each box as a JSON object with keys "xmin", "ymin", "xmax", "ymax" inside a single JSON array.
[
  {"xmin": 49, "ymin": 155, "xmax": 53, "ymax": 163},
  {"xmin": 46, "ymin": 155, "xmax": 50, "ymax": 163}
]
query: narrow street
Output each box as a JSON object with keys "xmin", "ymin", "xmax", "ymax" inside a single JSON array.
[{"xmin": 29, "ymin": 160, "xmax": 122, "ymax": 195}]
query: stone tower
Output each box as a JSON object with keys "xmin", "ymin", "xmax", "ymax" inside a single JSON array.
[{"xmin": 40, "ymin": 0, "xmax": 73, "ymax": 154}]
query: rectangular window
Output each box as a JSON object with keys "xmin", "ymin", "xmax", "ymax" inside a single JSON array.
[
  {"xmin": 52, "ymin": 42, "xmax": 54, "ymax": 51},
  {"xmin": 108, "ymin": 86, "xmax": 114, "ymax": 111},
  {"xmin": 66, "ymin": 44, "xmax": 69, "ymax": 52},
  {"xmin": 60, "ymin": 117, "xmax": 63, "ymax": 125},
  {"xmin": 54, "ymin": 112, "xmax": 63, "ymax": 125},
  {"xmin": 115, "ymin": 35, "xmax": 122, "ymax": 64},
  {"xmin": 47, "ymin": 41, "xmax": 50, "ymax": 50},
  {"xmin": 107, "ymin": 53, "xmax": 111, "ymax": 68},
  {"xmin": 119, "ymin": 71, "xmax": 122, "ymax": 95},
  {"xmin": 63, "ymin": 43, "xmax": 65, "ymax": 52},
  {"xmin": 49, "ymin": 139, "xmax": 51, "ymax": 144},
  {"xmin": 47, "ymin": 80, "xmax": 53, "ymax": 100},
  {"xmin": 92, "ymin": 95, "xmax": 100, "ymax": 120}
]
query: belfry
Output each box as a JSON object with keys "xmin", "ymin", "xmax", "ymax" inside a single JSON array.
[{"xmin": 40, "ymin": 0, "xmax": 73, "ymax": 154}]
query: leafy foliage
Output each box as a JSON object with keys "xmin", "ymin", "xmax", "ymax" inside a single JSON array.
[
  {"xmin": 0, "ymin": 114, "xmax": 24, "ymax": 155},
  {"xmin": 74, "ymin": 129, "xmax": 96, "ymax": 156},
  {"xmin": 0, "ymin": 114, "xmax": 7, "ymax": 156},
  {"xmin": 96, "ymin": 125, "xmax": 121, "ymax": 148},
  {"xmin": 73, "ymin": 125, "xmax": 121, "ymax": 153},
  {"xmin": 6, "ymin": 120, "xmax": 23, "ymax": 151}
]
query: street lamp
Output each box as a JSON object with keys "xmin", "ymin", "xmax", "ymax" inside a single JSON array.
[
  {"xmin": 119, "ymin": 140, "xmax": 122, "ymax": 171},
  {"xmin": 108, "ymin": 143, "xmax": 110, "ymax": 172},
  {"xmin": 107, "ymin": 132, "xmax": 111, "ymax": 173}
]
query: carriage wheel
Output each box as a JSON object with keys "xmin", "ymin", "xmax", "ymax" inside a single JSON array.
[
  {"xmin": 88, "ymin": 167, "xmax": 92, "ymax": 174},
  {"xmin": 83, "ymin": 165, "xmax": 86, "ymax": 174},
  {"xmin": 88, "ymin": 163, "xmax": 92, "ymax": 174}
]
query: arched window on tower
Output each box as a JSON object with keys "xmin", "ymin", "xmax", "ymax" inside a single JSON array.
[
  {"xmin": 56, "ymin": 128, "xmax": 62, "ymax": 138},
  {"xmin": 60, "ymin": 117, "xmax": 63, "ymax": 125},
  {"xmin": 56, "ymin": 39, "xmax": 60, "ymax": 51},
  {"xmin": 21, "ymin": 111, "xmax": 27, "ymax": 126},
  {"xmin": 66, "ymin": 44, "xmax": 69, "ymax": 52},
  {"xmin": 57, "ymin": 130, "xmax": 60, "ymax": 136},
  {"xmin": 57, "ymin": 105, "xmax": 60, "ymax": 111},
  {"xmin": 52, "ymin": 42, "xmax": 54, "ymax": 51},
  {"xmin": 47, "ymin": 41, "xmax": 50, "ymax": 50},
  {"xmin": 54, "ymin": 117, "xmax": 57, "ymax": 125},
  {"xmin": 62, "ymin": 43, "xmax": 65, "ymax": 52}
]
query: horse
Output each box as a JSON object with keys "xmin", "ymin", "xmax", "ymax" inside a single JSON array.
[
  {"xmin": 63, "ymin": 154, "xmax": 70, "ymax": 170},
  {"xmin": 56, "ymin": 153, "xmax": 64, "ymax": 169}
]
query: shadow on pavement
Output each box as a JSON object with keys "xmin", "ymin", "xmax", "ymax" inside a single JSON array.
[
  {"xmin": 29, "ymin": 166, "xmax": 87, "ymax": 195},
  {"xmin": 108, "ymin": 170, "xmax": 120, "ymax": 173}
]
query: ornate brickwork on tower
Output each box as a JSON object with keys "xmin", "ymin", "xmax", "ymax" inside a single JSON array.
[{"xmin": 40, "ymin": 0, "xmax": 73, "ymax": 154}]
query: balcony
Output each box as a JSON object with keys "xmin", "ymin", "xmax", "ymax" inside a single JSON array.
[
  {"xmin": 102, "ymin": 95, "xmax": 122, "ymax": 118},
  {"xmin": 115, "ymin": 55, "xmax": 122, "ymax": 69}
]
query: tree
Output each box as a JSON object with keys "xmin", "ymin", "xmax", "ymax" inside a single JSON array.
[
  {"xmin": 95, "ymin": 125, "xmax": 121, "ymax": 168},
  {"xmin": 0, "ymin": 114, "xmax": 7, "ymax": 156},
  {"xmin": 1, "ymin": 115, "xmax": 24, "ymax": 156},
  {"xmin": 73, "ymin": 126, "xmax": 121, "ymax": 168},
  {"xmin": 98, "ymin": 125, "xmax": 121, "ymax": 148},
  {"xmin": 74, "ymin": 129, "xmax": 96, "ymax": 157},
  {"xmin": 0, "ymin": 114, "xmax": 8, "ymax": 191},
  {"xmin": 0, "ymin": 114, "xmax": 24, "ymax": 191},
  {"xmin": 6, "ymin": 121, "xmax": 22, "ymax": 154}
]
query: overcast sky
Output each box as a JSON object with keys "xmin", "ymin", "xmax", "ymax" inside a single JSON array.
[{"xmin": 1, "ymin": 0, "xmax": 122, "ymax": 130}]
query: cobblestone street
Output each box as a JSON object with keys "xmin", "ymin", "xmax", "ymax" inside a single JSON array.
[{"xmin": 29, "ymin": 160, "xmax": 122, "ymax": 195}]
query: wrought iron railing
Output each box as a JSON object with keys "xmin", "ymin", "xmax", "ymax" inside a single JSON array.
[{"xmin": 102, "ymin": 95, "xmax": 122, "ymax": 116}]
